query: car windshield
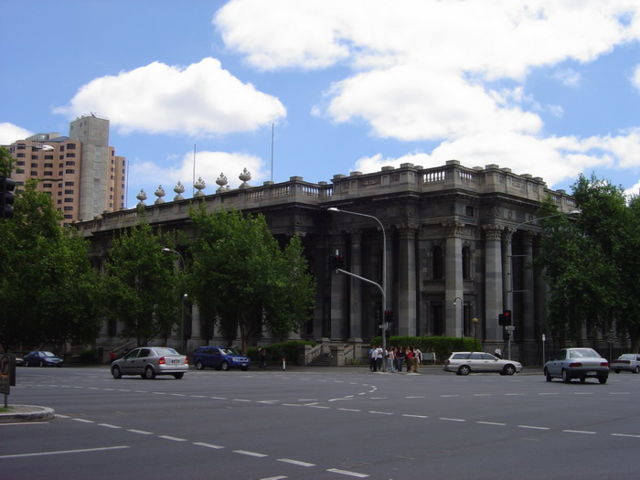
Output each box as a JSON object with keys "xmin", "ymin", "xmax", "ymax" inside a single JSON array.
[
  {"xmin": 43, "ymin": 351, "xmax": 56, "ymax": 357},
  {"xmin": 154, "ymin": 348, "xmax": 179, "ymax": 356},
  {"xmin": 221, "ymin": 348, "xmax": 240, "ymax": 355},
  {"xmin": 619, "ymin": 354, "xmax": 634, "ymax": 360},
  {"xmin": 569, "ymin": 348, "xmax": 600, "ymax": 359}
]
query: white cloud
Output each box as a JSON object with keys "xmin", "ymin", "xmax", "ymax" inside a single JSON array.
[
  {"xmin": 54, "ymin": 58, "xmax": 286, "ymax": 136},
  {"xmin": 215, "ymin": 0, "xmax": 640, "ymax": 186},
  {"xmin": 128, "ymin": 150, "xmax": 266, "ymax": 199},
  {"xmin": 0, "ymin": 122, "xmax": 33, "ymax": 145},
  {"xmin": 633, "ymin": 64, "xmax": 640, "ymax": 91}
]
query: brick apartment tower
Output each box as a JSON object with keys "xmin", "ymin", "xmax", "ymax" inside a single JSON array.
[{"xmin": 6, "ymin": 115, "xmax": 126, "ymax": 224}]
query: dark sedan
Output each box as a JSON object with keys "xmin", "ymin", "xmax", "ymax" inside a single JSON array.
[{"xmin": 23, "ymin": 351, "xmax": 64, "ymax": 367}]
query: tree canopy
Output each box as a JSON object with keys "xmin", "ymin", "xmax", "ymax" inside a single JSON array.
[
  {"xmin": 0, "ymin": 180, "xmax": 102, "ymax": 352},
  {"xmin": 538, "ymin": 174, "xmax": 640, "ymax": 349},
  {"xmin": 187, "ymin": 208, "xmax": 315, "ymax": 353}
]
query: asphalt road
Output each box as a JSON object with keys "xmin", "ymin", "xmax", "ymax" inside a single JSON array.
[{"xmin": 2, "ymin": 365, "xmax": 640, "ymax": 480}]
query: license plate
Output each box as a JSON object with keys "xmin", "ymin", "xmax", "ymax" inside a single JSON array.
[
  {"xmin": 586, "ymin": 370, "xmax": 596, "ymax": 375},
  {"xmin": 171, "ymin": 359, "xmax": 181, "ymax": 364}
]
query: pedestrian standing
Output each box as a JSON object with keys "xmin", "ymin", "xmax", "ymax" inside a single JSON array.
[
  {"xmin": 395, "ymin": 347, "xmax": 405, "ymax": 372},
  {"xmin": 405, "ymin": 347, "xmax": 415, "ymax": 373},
  {"xmin": 386, "ymin": 347, "xmax": 395, "ymax": 372},
  {"xmin": 375, "ymin": 345, "xmax": 384, "ymax": 372},
  {"xmin": 369, "ymin": 345, "xmax": 377, "ymax": 371},
  {"xmin": 413, "ymin": 346, "xmax": 422, "ymax": 373}
]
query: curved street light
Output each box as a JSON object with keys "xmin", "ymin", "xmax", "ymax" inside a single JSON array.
[
  {"xmin": 328, "ymin": 207, "xmax": 388, "ymax": 371},
  {"xmin": 162, "ymin": 247, "xmax": 188, "ymax": 353}
]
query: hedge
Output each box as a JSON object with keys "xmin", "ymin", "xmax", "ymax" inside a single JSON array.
[{"xmin": 369, "ymin": 336, "xmax": 482, "ymax": 363}]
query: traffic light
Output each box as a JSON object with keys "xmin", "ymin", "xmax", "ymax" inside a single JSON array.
[
  {"xmin": 498, "ymin": 309, "xmax": 511, "ymax": 326},
  {"xmin": 330, "ymin": 249, "xmax": 345, "ymax": 272},
  {"xmin": 384, "ymin": 310, "xmax": 393, "ymax": 324},
  {"xmin": 0, "ymin": 176, "xmax": 16, "ymax": 219}
]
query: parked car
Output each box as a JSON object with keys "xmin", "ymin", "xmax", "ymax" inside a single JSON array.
[
  {"xmin": 110, "ymin": 347, "xmax": 188, "ymax": 379},
  {"xmin": 193, "ymin": 346, "xmax": 250, "ymax": 371},
  {"xmin": 544, "ymin": 348, "xmax": 609, "ymax": 384},
  {"xmin": 23, "ymin": 351, "xmax": 63, "ymax": 367},
  {"xmin": 611, "ymin": 354, "xmax": 640, "ymax": 374},
  {"xmin": 14, "ymin": 355, "xmax": 24, "ymax": 366},
  {"xmin": 443, "ymin": 352, "xmax": 522, "ymax": 376}
]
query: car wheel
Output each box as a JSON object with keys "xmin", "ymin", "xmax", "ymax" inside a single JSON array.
[
  {"xmin": 173, "ymin": 373, "xmax": 184, "ymax": 379},
  {"xmin": 458, "ymin": 365, "xmax": 470, "ymax": 376},
  {"xmin": 220, "ymin": 361, "xmax": 229, "ymax": 371},
  {"xmin": 195, "ymin": 360, "xmax": 204, "ymax": 370},
  {"xmin": 635, "ymin": 366, "xmax": 640, "ymax": 374},
  {"xmin": 598, "ymin": 376, "xmax": 608, "ymax": 384},
  {"xmin": 111, "ymin": 366, "xmax": 122, "ymax": 379},
  {"xmin": 503, "ymin": 364, "xmax": 516, "ymax": 376},
  {"xmin": 562, "ymin": 369, "xmax": 571, "ymax": 383},
  {"xmin": 614, "ymin": 369, "xmax": 621, "ymax": 374},
  {"xmin": 39, "ymin": 360, "xmax": 45, "ymax": 367},
  {"xmin": 144, "ymin": 366, "xmax": 156, "ymax": 379},
  {"xmin": 579, "ymin": 377, "xmax": 586, "ymax": 383},
  {"xmin": 544, "ymin": 368, "xmax": 552, "ymax": 382}
]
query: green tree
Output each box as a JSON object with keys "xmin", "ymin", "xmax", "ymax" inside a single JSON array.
[
  {"xmin": 188, "ymin": 208, "xmax": 315, "ymax": 353},
  {"xmin": 0, "ymin": 146, "xmax": 12, "ymax": 177},
  {"xmin": 538, "ymin": 174, "xmax": 633, "ymax": 346},
  {"xmin": 101, "ymin": 220, "xmax": 179, "ymax": 347},
  {"xmin": 0, "ymin": 180, "xmax": 101, "ymax": 352}
]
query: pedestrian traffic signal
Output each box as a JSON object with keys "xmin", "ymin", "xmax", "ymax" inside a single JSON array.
[
  {"xmin": 498, "ymin": 309, "xmax": 511, "ymax": 326},
  {"xmin": 0, "ymin": 176, "xmax": 16, "ymax": 219},
  {"xmin": 330, "ymin": 249, "xmax": 345, "ymax": 272}
]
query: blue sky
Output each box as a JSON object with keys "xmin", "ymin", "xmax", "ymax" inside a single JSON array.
[{"xmin": 2, "ymin": 0, "xmax": 640, "ymax": 207}]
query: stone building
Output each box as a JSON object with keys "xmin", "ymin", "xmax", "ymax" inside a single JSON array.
[{"xmin": 75, "ymin": 160, "xmax": 576, "ymax": 365}]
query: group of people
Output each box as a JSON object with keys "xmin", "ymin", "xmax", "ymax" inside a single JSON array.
[{"xmin": 369, "ymin": 345, "xmax": 423, "ymax": 373}]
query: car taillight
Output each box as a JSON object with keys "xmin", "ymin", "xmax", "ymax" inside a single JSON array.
[
  {"xmin": 616, "ymin": 360, "xmax": 629, "ymax": 364},
  {"xmin": 600, "ymin": 362, "xmax": 609, "ymax": 367},
  {"xmin": 569, "ymin": 362, "xmax": 582, "ymax": 367},
  {"xmin": 158, "ymin": 357, "xmax": 166, "ymax": 365},
  {"xmin": 184, "ymin": 358, "xmax": 189, "ymax": 365}
]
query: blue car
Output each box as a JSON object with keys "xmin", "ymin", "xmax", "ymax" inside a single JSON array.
[
  {"xmin": 193, "ymin": 346, "xmax": 250, "ymax": 371},
  {"xmin": 23, "ymin": 351, "xmax": 64, "ymax": 367}
]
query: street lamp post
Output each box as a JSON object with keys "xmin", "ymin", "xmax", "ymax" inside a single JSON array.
[
  {"xmin": 162, "ymin": 247, "xmax": 188, "ymax": 353},
  {"xmin": 328, "ymin": 207, "xmax": 388, "ymax": 371}
]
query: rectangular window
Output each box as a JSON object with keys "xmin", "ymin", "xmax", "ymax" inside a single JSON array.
[
  {"xmin": 64, "ymin": 206, "xmax": 73, "ymax": 211},
  {"xmin": 43, "ymin": 183, "xmax": 52, "ymax": 188},
  {"xmin": 65, "ymin": 181, "xmax": 74, "ymax": 186},
  {"xmin": 65, "ymin": 161, "xmax": 76, "ymax": 166},
  {"xmin": 66, "ymin": 143, "xmax": 76, "ymax": 149},
  {"xmin": 16, "ymin": 153, "xmax": 25, "ymax": 158},
  {"xmin": 44, "ymin": 163, "xmax": 53, "ymax": 168},
  {"xmin": 64, "ymin": 198, "xmax": 73, "ymax": 203},
  {"xmin": 16, "ymin": 161, "xmax": 25, "ymax": 166},
  {"xmin": 64, "ymin": 189, "xmax": 74, "ymax": 194},
  {"xmin": 31, "ymin": 163, "xmax": 38, "ymax": 168},
  {"xmin": 65, "ymin": 169, "xmax": 75, "ymax": 174},
  {"xmin": 66, "ymin": 153, "xmax": 76, "ymax": 158},
  {"xmin": 44, "ymin": 155, "xmax": 53, "ymax": 160}
]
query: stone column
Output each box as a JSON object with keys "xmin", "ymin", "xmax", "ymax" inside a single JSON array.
[
  {"xmin": 349, "ymin": 231, "xmax": 363, "ymax": 341},
  {"xmin": 189, "ymin": 303, "xmax": 201, "ymax": 349},
  {"xmin": 502, "ymin": 229, "xmax": 514, "ymax": 311},
  {"xmin": 484, "ymin": 225, "xmax": 504, "ymax": 342},
  {"xmin": 330, "ymin": 233, "xmax": 347, "ymax": 341},
  {"xmin": 522, "ymin": 232, "xmax": 535, "ymax": 341},
  {"xmin": 397, "ymin": 225, "xmax": 417, "ymax": 336},
  {"xmin": 444, "ymin": 222, "xmax": 464, "ymax": 337}
]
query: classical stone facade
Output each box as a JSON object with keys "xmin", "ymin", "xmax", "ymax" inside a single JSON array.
[{"xmin": 76, "ymin": 160, "xmax": 577, "ymax": 365}]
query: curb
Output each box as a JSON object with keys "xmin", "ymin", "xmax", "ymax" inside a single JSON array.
[{"xmin": 0, "ymin": 405, "xmax": 56, "ymax": 423}]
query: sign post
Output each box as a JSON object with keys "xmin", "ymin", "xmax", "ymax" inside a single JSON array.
[{"xmin": 0, "ymin": 353, "xmax": 13, "ymax": 408}]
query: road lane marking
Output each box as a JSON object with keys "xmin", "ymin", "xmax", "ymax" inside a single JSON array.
[
  {"xmin": 234, "ymin": 450, "xmax": 268, "ymax": 457},
  {"xmin": 476, "ymin": 421, "xmax": 506, "ymax": 426},
  {"xmin": 233, "ymin": 398, "xmax": 251, "ymax": 402},
  {"xmin": 98, "ymin": 423, "xmax": 122, "ymax": 429},
  {"xmin": 440, "ymin": 394, "xmax": 459, "ymax": 398},
  {"xmin": 338, "ymin": 408, "xmax": 361, "ymax": 412},
  {"xmin": 440, "ymin": 417, "xmax": 466, "ymax": 422},
  {"xmin": 518, "ymin": 425, "xmax": 550, "ymax": 430},
  {"xmin": 505, "ymin": 393, "xmax": 524, "ymax": 396},
  {"xmin": 260, "ymin": 476, "xmax": 287, "ymax": 480},
  {"xmin": 277, "ymin": 458, "xmax": 316, "ymax": 467},
  {"xmin": 369, "ymin": 411, "xmax": 393, "ymax": 415},
  {"xmin": 0, "ymin": 422, "xmax": 50, "ymax": 426},
  {"xmin": 402, "ymin": 414, "xmax": 428, "ymax": 419},
  {"xmin": 611, "ymin": 433, "xmax": 640, "ymax": 438},
  {"xmin": 72, "ymin": 418, "xmax": 94, "ymax": 423},
  {"xmin": 193, "ymin": 442, "xmax": 225, "ymax": 449},
  {"xmin": 190, "ymin": 395, "xmax": 206, "ymax": 398},
  {"xmin": 158, "ymin": 435, "xmax": 187, "ymax": 442},
  {"xmin": 562, "ymin": 429, "xmax": 596, "ymax": 435},
  {"xmin": 327, "ymin": 468, "xmax": 369, "ymax": 478},
  {"xmin": 127, "ymin": 429, "xmax": 153, "ymax": 435},
  {"xmin": 0, "ymin": 445, "xmax": 129, "ymax": 459},
  {"xmin": 538, "ymin": 393, "xmax": 559, "ymax": 396},
  {"xmin": 309, "ymin": 405, "xmax": 330, "ymax": 409}
]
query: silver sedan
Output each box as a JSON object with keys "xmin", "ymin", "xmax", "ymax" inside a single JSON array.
[
  {"xmin": 443, "ymin": 352, "xmax": 522, "ymax": 376},
  {"xmin": 111, "ymin": 347, "xmax": 188, "ymax": 379},
  {"xmin": 544, "ymin": 348, "xmax": 609, "ymax": 384},
  {"xmin": 611, "ymin": 354, "xmax": 640, "ymax": 374}
]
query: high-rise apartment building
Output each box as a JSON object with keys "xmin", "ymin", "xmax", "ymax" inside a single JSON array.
[{"xmin": 5, "ymin": 115, "xmax": 126, "ymax": 223}]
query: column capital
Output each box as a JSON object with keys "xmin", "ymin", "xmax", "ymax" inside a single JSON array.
[
  {"xmin": 482, "ymin": 224, "xmax": 503, "ymax": 241},
  {"xmin": 443, "ymin": 221, "xmax": 465, "ymax": 238}
]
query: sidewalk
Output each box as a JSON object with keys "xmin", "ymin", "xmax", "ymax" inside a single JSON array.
[{"xmin": 0, "ymin": 404, "xmax": 55, "ymax": 423}]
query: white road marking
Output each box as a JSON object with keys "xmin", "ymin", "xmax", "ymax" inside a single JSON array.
[
  {"xmin": 505, "ymin": 393, "xmax": 525, "ymax": 396},
  {"xmin": 282, "ymin": 403, "xmax": 303, "ymax": 407},
  {"xmin": 440, "ymin": 394, "xmax": 459, "ymax": 398},
  {"xmin": 402, "ymin": 414, "xmax": 428, "ymax": 419},
  {"xmin": 308, "ymin": 405, "xmax": 330, "ymax": 409},
  {"xmin": 562, "ymin": 429, "xmax": 596, "ymax": 435},
  {"xmin": 0, "ymin": 422, "xmax": 49, "ymax": 426},
  {"xmin": 440, "ymin": 417, "xmax": 466, "ymax": 422},
  {"xmin": 193, "ymin": 442, "xmax": 225, "ymax": 449},
  {"xmin": 158, "ymin": 435, "xmax": 187, "ymax": 442},
  {"xmin": 609, "ymin": 392, "xmax": 631, "ymax": 395},
  {"xmin": 98, "ymin": 423, "xmax": 122, "ymax": 429},
  {"xmin": 259, "ymin": 476, "xmax": 287, "ymax": 480},
  {"xmin": 338, "ymin": 408, "xmax": 361, "ymax": 412},
  {"xmin": 277, "ymin": 458, "xmax": 316, "ymax": 467},
  {"xmin": 405, "ymin": 396, "xmax": 425, "ymax": 399},
  {"xmin": 55, "ymin": 414, "xmax": 70, "ymax": 418},
  {"xmin": 72, "ymin": 418, "xmax": 94, "ymax": 423},
  {"xmin": 127, "ymin": 429, "xmax": 153, "ymax": 435},
  {"xmin": 234, "ymin": 450, "xmax": 268, "ymax": 458},
  {"xmin": 518, "ymin": 425, "xmax": 550, "ymax": 430},
  {"xmin": 257, "ymin": 400, "xmax": 280, "ymax": 404},
  {"xmin": 472, "ymin": 394, "xmax": 492, "ymax": 397},
  {"xmin": 476, "ymin": 421, "xmax": 506, "ymax": 426},
  {"xmin": 538, "ymin": 393, "xmax": 559, "ymax": 396},
  {"xmin": 0, "ymin": 445, "xmax": 129, "ymax": 459},
  {"xmin": 233, "ymin": 398, "xmax": 251, "ymax": 402},
  {"xmin": 326, "ymin": 468, "xmax": 369, "ymax": 478},
  {"xmin": 369, "ymin": 410, "xmax": 393, "ymax": 415},
  {"xmin": 611, "ymin": 433, "xmax": 640, "ymax": 438}
]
